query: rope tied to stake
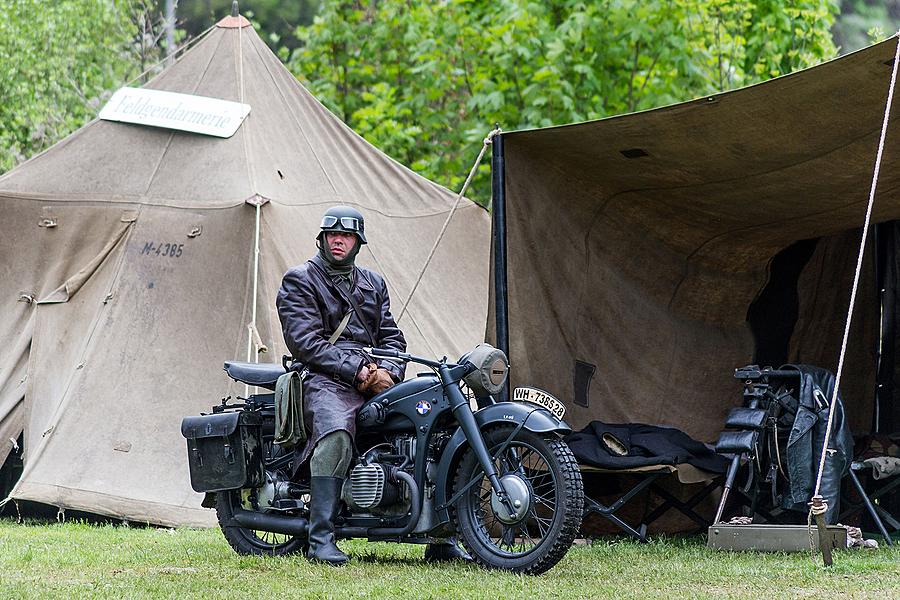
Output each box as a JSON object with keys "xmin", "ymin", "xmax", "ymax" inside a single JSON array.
[
  {"xmin": 396, "ymin": 126, "xmax": 502, "ymax": 322},
  {"xmin": 809, "ymin": 496, "xmax": 828, "ymax": 517},
  {"xmin": 807, "ymin": 495, "xmax": 829, "ymax": 562},
  {"xmin": 806, "ymin": 32, "xmax": 900, "ymax": 567}
]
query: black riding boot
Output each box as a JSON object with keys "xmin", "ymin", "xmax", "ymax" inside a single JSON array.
[
  {"xmin": 423, "ymin": 537, "xmax": 473, "ymax": 562},
  {"xmin": 307, "ymin": 476, "xmax": 349, "ymax": 565}
]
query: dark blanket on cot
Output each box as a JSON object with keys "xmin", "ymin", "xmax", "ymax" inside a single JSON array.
[{"xmin": 565, "ymin": 421, "xmax": 729, "ymax": 474}]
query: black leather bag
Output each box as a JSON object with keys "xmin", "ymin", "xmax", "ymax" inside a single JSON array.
[{"xmin": 181, "ymin": 411, "xmax": 264, "ymax": 492}]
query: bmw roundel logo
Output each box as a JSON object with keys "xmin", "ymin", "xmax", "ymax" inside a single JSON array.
[{"xmin": 415, "ymin": 400, "xmax": 432, "ymax": 416}]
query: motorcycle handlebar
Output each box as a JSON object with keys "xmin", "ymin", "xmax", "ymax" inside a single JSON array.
[
  {"xmin": 364, "ymin": 347, "xmax": 445, "ymax": 369},
  {"xmin": 733, "ymin": 366, "xmax": 801, "ymax": 380}
]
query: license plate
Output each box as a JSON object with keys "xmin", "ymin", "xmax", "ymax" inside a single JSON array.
[{"xmin": 512, "ymin": 387, "xmax": 566, "ymax": 420}]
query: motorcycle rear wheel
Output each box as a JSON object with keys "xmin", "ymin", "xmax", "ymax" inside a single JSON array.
[
  {"xmin": 453, "ymin": 427, "xmax": 584, "ymax": 574},
  {"xmin": 215, "ymin": 489, "xmax": 308, "ymax": 556}
]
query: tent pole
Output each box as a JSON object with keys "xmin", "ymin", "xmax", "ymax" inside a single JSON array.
[
  {"xmin": 164, "ymin": 0, "xmax": 176, "ymax": 66},
  {"xmin": 491, "ymin": 132, "xmax": 510, "ymax": 403},
  {"xmin": 875, "ymin": 221, "xmax": 898, "ymax": 432}
]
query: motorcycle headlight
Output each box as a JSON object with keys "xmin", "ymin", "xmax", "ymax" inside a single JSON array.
[{"xmin": 462, "ymin": 344, "xmax": 509, "ymax": 396}]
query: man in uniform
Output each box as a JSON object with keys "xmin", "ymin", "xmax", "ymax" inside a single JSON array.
[{"xmin": 276, "ymin": 206, "xmax": 469, "ymax": 565}]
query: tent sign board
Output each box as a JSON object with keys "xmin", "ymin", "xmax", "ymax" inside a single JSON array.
[{"xmin": 99, "ymin": 87, "xmax": 250, "ymax": 138}]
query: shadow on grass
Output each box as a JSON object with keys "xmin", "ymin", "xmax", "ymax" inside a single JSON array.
[
  {"xmin": 348, "ymin": 548, "xmax": 482, "ymax": 573},
  {"xmin": 349, "ymin": 551, "xmax": 427, "ymax": 566}
]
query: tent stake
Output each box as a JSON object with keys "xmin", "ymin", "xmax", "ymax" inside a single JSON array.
[{"xmin": 491, "ymin": 130, "xmax": 510, "ymax": 403}]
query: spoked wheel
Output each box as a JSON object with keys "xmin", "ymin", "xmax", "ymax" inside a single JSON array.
[
  {"xmin": 453, "ymin": 427, "xmax": 583, "ymax": 574},
  {"xmin": 215, "ymin": 487, "xmax": 309, "ymax": 556}
]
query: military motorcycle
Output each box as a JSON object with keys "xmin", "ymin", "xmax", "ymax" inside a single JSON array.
[{"xmin": 181, "ymin": 344, "xmax": 584, "ymax": 575}]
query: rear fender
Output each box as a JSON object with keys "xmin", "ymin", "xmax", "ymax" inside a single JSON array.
[{"xmin": 433, "ymin": 402, "xmax": 572, "ymax": 523}]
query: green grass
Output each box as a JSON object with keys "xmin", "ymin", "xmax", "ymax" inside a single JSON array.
[{"xmin": 1, "ymin": 519, "xmax": 898, "ymax": 599}]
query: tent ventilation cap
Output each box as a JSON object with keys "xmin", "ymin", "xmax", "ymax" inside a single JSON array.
[{"xmin": 216, "ymin": 4, "xmax": 250, "ymax": 29}]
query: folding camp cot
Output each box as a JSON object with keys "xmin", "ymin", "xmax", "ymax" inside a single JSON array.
[{"xmin": 578, "ymin": 463, "xmax": 724, "ymax": 541}]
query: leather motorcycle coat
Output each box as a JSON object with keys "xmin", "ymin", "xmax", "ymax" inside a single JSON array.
[
  {"xmin": 276, "ymin": 254, "xmax": 406, "ymax": 469},
  {"xmin": 781, "ymin": 364, "xmax": 854, "ymax": 524}
]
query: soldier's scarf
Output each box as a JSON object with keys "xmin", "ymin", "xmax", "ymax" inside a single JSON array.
[{"xmin": 319, "ymin": 241, "xmax": 358, "ymax": 287}]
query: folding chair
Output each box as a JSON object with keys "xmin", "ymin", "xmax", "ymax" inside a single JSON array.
[{"xmin": 839, "ymin": 461, "xmax": 899, "ymax": 545}]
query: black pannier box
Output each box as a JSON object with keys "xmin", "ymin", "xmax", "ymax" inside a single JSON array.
[{"xmin": 181, "ymin": 411, "xmax": 264, "ymax": 493}]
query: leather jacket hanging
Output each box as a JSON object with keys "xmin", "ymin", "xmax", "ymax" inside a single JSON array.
[{"xmin": 780, "ymin": 364, "xmax": 854, "ymax": 524}]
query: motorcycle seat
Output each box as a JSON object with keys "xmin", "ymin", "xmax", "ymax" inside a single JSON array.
[{"xmin": 223, "ymin": 361, "xmax": 285, "ymax": 389}]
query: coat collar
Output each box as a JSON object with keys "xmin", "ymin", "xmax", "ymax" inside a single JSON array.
[{"xmin": 308, "ymin": 254, "xmax": 375, "ymax": 292}]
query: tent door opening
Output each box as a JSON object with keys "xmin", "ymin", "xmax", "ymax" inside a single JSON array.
[{"xmin": 747, "ymin": 238, "xmax": 818, "ymax": 368}]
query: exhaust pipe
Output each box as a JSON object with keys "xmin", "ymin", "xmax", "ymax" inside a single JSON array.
[
  {"xmin": 229, "ymin": 471, "xmax": 421, "ymax": 539},
  {"xmin": 230, "ymin": 508, "xmax": 309, "ymax": 536}
]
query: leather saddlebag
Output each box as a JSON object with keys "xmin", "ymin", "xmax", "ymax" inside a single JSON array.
[{"xmin": 181, "ymin": 412, "xmax": 264, "ymax": 493}]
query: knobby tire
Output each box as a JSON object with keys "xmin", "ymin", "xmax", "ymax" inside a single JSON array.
[{"xmin": 452, "ymin": 427, "xmax": 584, "ymax": 575}]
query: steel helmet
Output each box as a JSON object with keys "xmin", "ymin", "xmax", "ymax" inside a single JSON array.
[{"xmin": 318, "ymin": 205, "xmax": 367, "ymax": 244}]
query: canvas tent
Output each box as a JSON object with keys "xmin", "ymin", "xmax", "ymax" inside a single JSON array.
[
  {"xmin": 494, "ymin": 36, "xmax": 900, "ymax": 444},
  {"xmin": 0, "ymin": 14, "xmax": 490, "ymax": 526}
]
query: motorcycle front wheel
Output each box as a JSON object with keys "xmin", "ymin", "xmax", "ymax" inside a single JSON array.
[
  {"xmin": 215, "ymin": 488, "xmax": 308, "ymax": 556},
  {"xmin": 453, "ymin": 427, "xmax": 584, "ymax": 575}
]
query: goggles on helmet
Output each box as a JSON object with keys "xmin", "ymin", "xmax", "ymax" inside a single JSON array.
[{"xmin": 321, "ymin": 215, "xmax": 362, "ymax": 232}]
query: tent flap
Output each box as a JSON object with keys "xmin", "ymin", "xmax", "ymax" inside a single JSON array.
[{"xmin": 38, "ymin": 217, "xmax": 134, "ymax": 304}]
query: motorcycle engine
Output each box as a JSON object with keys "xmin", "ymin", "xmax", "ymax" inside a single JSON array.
[
  {"xmin": 345, "ymin": 463, "xmax": 401, "ymax": 510},
  {"xmin": 342, "ymin": 437, "xmax": 413, "ymax": 516}
]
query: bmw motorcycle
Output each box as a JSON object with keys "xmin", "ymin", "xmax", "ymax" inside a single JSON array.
[{"xmin": 181, "ymin": 344, "xmax": 584, "ymax": 575}]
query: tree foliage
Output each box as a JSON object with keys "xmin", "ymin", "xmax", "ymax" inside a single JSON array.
[
  {"xmin": 0, "ymin": 1, "xmax": 147, "ymax": 173},
  {"xmin": 287, "ymin": 1, "xmax": 838, "ymax": 203},
  {"xmin": 0, "ymin": 1, "xmax": 840, "ymax": 191},
  {"xmin": 832, "ymin": 0, "xmax": 900, "ymax": 52}
]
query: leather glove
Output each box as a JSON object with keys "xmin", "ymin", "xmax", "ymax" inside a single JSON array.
[
  {"xmin": 358, "ymin": 367, "xmax": 395, "ymax": 396},
  {"xmin": 356, "ymin": 363, "xmax": 377, "ymax": 393}
]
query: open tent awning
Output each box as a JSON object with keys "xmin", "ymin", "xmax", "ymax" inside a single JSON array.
[{"xmin": 496, "ymin": 37, "xmax": 900, "ymax": 442}]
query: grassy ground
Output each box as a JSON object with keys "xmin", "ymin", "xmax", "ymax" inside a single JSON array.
[{"xmin": 1, "ymin": 519, "xmax": 898, "ymax": 599}]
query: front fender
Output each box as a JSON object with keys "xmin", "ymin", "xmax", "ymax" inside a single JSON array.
[{"xmin": 433, "ymin": 402, "xmax": 572, "ymax": 523}]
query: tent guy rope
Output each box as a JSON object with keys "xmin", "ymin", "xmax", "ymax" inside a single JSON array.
[
  {"xmin": 808, "ymin": 31, "xmax": 900, "ymax": 567},
  {"xmin": 122, "ymin": 24, "xmax": 217, "ymax": 90},
  {"xmin": 396, "ymin": 127, "xmax": 502, "ymax": 323}
]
